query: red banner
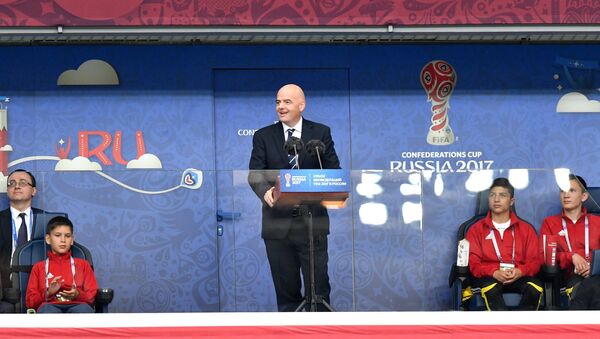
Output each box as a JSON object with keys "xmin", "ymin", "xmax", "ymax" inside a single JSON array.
[
  {"xmin": 0, "ymin": 1, "xmax": 597, "ymax": 27},
  {"xmin": 2, "ymin": 324, "xmax": 600, "ymax": 338}
]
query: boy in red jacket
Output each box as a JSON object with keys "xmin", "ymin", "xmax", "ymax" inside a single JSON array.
[
  {"xmin": 466, "ymin": 177, "xmax": 542, "ymax": 310},
  {"xmin": 26, "ymin": 216, "xmax": 98, "ymax": 313},
  {"xmin": 539, "ymin": 174, "xmax": 600, "ymax": 299}
]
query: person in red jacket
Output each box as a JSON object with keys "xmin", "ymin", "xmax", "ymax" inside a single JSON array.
[
  {"xmin": 539, "ymin": 174, "xmax": 600, "ymax": 299},
  {"xmin": 26, "ymin": 216, "xmax": 98, "ymax": 313},
  {"xmin": 466, "ymin": 177, "xmax": 542, "ymax": 310}
]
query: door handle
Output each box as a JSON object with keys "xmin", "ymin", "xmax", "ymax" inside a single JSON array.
[{"xmin": 216, "ymin": 209, "xmax": 241, "ymax": 222}]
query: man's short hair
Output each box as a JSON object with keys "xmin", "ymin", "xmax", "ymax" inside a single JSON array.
[
  {"xmin": 490, "ymin": 177, "xmax": 514, "ymax": 198},
  {"xmin": 569, "ymin": 174, "xmax": 588, "ymax": 192},
  {"xmin": 46, "ymin": 216, "xmax": 73, "ymax": 235},
  {"xmin": 8, "ymin": 169, "xmax": 36, "ymax": 187}
]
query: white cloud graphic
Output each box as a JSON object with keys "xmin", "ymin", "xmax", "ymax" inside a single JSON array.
[
  {"xmin": 126, "ymin": 153, "xmax": 162, "ymax": 169},
  {"xmin": 556, "ymin": 92, "xmax": 600, "ymax": 113},
  {"xmin": 55, "ymin": 156, "xmax": 102, "ymax": 171},
  {"xmin": 0, "ymin": 144, "xmax": 13, "ymax": 151},
  {"xmin": 57, "ymin": 59, "xmax": 119, "ymax": 86}
]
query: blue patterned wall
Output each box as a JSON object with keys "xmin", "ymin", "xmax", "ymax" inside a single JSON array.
[{"xmin": 0, "ymin": 44, "xmax": 599, "ymax": 311}]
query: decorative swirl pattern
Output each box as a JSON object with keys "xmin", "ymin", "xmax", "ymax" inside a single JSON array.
[{"xmin": 0, "ymin": 1, "xmax": 594, "ymax": 26}]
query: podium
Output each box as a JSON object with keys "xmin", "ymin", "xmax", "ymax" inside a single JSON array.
[
  {"xmin": 273, "ymin": 169, "xmax": 350, "ymax": 311},
  {"xmin": 273, "ymin": 169, "xmax": 350, "ymax": 209}
]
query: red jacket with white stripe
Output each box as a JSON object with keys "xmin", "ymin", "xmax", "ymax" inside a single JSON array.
[
  {"xmin": 26, "ymin": 250, "xmax": 98, "ymax": 311},
  {"xmin": 466, "ymin": 211, "xmax": 541, "ymax": 278},
  {"xmin": 539, "ymin": 207, "xmax": 600, "ymax": 271}
]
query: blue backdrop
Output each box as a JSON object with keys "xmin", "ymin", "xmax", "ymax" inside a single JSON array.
[{"xmin": 0, "ymin": 44, "xmax": 599, "ymax": 312}]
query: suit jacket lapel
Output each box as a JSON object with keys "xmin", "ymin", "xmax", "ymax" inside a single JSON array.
[
  {"xmin": 0, "ymin": 209, "xmax": 12, "ymax": 255},
  {"xmin": 272, "ymin": 122, "xmax": 289, "ymax": 166},
  {"xmin": 31, "ymin": 209, "xmax": 39, "ymax": 239}
]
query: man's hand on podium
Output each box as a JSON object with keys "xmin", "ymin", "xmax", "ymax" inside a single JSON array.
[{"xmin": 264, "ymin": 187, "xmax": 275, "ymax": 207}]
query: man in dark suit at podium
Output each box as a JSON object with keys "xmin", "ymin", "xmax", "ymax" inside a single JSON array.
[
  {"xmin": 249, "ymin": 84, "xmax": 341, "ymax": 311},
  {"xmin": 0, "ymin": 169, "xmax": 45, "ymax": 312}
]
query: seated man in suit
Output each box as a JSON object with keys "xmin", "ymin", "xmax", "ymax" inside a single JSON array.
[
  {"xmin": 539, "ymin": 174, "xmax": 600, "ymax": 299},
  {"xmin": 0, "ymin": 169, "xmax": 45, "ymax": 312},
  {"xmin": 466, "ymin": 177, "xmax": 543, "ymax": 310},
  {"xmin": 26, "ymin": 216, "xmax": 98, "ymax": 313}
]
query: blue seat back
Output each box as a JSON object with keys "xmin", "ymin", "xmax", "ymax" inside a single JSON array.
[
  {"xmin": 591, "ymin": 249, "xmax": 600, "ymax": 277},
  {"xmin": 456, "ymin": 189, "xmax": 490, "ymax": 241},
  {"xmin": 585, "ymin": 189, "xmax": 600, "ymax": 277},
  {"xmin": 584, "ymin": 187, "xmax": 600, "ymax": 215},
  {"xmin": 31, "ymin": 212, "xmax": 69, "ymax": 240}
]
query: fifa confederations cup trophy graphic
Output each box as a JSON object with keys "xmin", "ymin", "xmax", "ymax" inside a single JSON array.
[
  {"xmin": 284, "ymin": 172, "xmax": 292, "ymax": 187},
  {"xmin": 420, "ymin": 60, "xmax": 456, "ymax": 146}
]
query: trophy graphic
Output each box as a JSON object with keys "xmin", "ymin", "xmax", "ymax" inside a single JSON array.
[
  {"xmin": 284, "ymin": 172, "xmax": 292, "ymax": 187},
  {"xmin": 420, "ymin": 60, "xmax": 456, "ymax": 145}
]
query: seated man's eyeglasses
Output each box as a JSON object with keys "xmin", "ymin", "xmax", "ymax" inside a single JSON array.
[{"xmin": 7, "ymin": 180, "xmax": 33, "ymax": 188}]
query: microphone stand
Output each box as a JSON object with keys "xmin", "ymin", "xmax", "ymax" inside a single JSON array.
[
  {"xmin": 294, "ymin": 205, "xmax": 335, "ymax": 312},
  {"xmin": 294, "ymin": 146, "xmax": 335, "ymax": 312},
  {"xmin": 293, "ymin": 145, "xmax": 300, "ymax": 169},
  {"xmin": 305, "ymin": 140, "xmax": 325, "ymax": 170},
  {"xmin": 285, "ymin": 137, "xmax": 303, "ymax": 170},
  {"xmin": 315, "ymin": 148, "xmax": 323, "ymax": 170}
]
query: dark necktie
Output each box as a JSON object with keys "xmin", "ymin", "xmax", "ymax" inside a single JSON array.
[
  {"xmin": 17, "ymin": 213, "xmax": 28, "ymax": 246},
  {"xmin": 287, "ymin": 129, "xmax": 298, "ymax": 168}
]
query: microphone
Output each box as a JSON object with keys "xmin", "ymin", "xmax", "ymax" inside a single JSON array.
[
  {"xmin": 284, "ymin": 136, "xmax": 304, "ymax": 169},
  {"xmin": 306, "ymin": 139, "xmax": 325, "ymax": 169}
]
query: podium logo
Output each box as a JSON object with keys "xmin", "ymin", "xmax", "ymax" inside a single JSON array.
[{"xmin": 284, "ymin": 172, "xmax": 292, "ymax": 187}]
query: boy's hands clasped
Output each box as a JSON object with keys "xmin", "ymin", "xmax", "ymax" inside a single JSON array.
[{"xmin": 46, "ymin": 275, "xmax": 79, "ymax": 301}]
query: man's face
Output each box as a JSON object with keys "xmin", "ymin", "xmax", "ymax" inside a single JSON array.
[
  {"xmin": 276, "ymin": 86, "xmax": 305, "ymax": 126},
  {"xmin": 7, "ymin": 171, "xmax": 36, "ymax": 205},
  {"xmin": 45, "ymin": 225, "xmax": 73, "ymax": 255},
  {"xmin": 488, "ymin": 186, "xmax": 514, "ymax": 216},
  {"xmin": 560, "ymin": 179, "xmax": 588, "ymax": 211}
]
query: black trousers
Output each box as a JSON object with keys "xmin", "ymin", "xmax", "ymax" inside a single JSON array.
[
  {"xmin": 473, "ymin": 276, "xmax": 543, "ymax": 311},
  {"xmin": 264, "ymin": 211, "xmax": 330, "ymax": 312},
  {"xmin": 563, "ymin": 274, "xmax": 585, "ymax": 299},
  {"xmin": 0, "ymin": 300, "xmax": 13, "ymax": 313},
  {"xmin": 570, "ymin": 275, "xmax": 600, "ymax": 310}
]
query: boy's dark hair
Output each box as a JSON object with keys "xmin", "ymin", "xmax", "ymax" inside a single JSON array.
[
  {"xmin": 490, "ymin": 177, "xmax": 514, "ymax": 198},
  {"xmin": 46, "ymin": 216, "xmax": 73, "ymax": 235},
  {"xmin": 8, "ymin": 169, "xmax": 36, "ymax": 187},
  {"xmin": 569, "ymin": 174, "xmax": 588, "ymax": 192}
]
